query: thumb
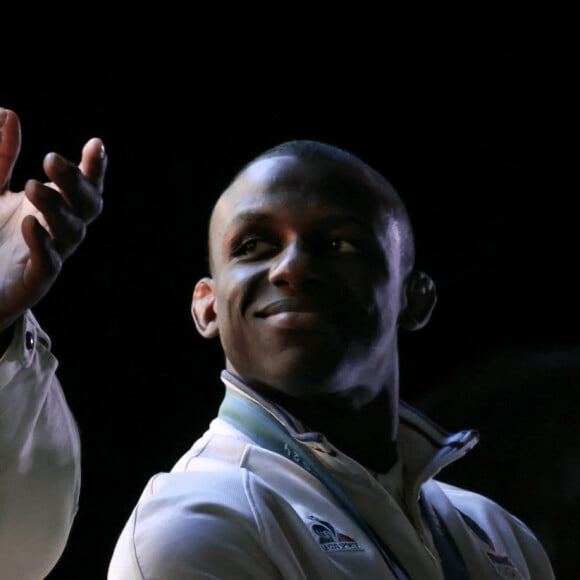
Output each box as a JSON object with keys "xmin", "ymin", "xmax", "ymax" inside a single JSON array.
[{"xmin": 0, "ymin": 108, "xmax": 22, "ymax": 192}]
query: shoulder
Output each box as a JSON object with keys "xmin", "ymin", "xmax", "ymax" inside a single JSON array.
[
  {"xmin": 109, "ymin": 421, "xmax": 293, "ymax": 575},
  {"xmin": 436, "ymin": 480, "xmax": 533, "ymax": 532},
  {"xmin": 108, "ymin": 465, "xmax": 278, "ymax": 578},
  {"xmin": 433, "ymin": 481, "xmax": 555, "ymax": 578},
  {"xmin": 108, "ymin": 422, "xmax": 321, "ymax": 579}
]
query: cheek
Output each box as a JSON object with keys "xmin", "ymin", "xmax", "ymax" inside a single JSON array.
[
  {"xmin": 352, "ymin": 275, "xmax": 401, "ymax": 337},
  {"xmin": 341, "ymin": 266, "xmax": 388, "ymax": 315},
  {"xmin": 215, "ymin": 284, "xmax": 240, "ymax": 331},
  {"xmin": 376, "ymin": 279, "xmax": 404, "ymax": 331},
  {"xmin": 214, "ymin": 266, "xmax": 263, "ymax": 340}
]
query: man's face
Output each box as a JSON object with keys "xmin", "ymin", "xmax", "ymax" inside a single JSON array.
[{"xmin": 205, "ymin": 154, "xmax": 407, "ymax": 400}]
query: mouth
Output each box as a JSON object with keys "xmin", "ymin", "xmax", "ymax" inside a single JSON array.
[{"xmin": 254, "ymin": 298, "xmax": 337, "ymax": 330}]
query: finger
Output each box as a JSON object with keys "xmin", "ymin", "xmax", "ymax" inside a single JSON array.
[
  {"xmin": 79, "ymin": 137, "xmax": 107, "ymax": 188},
  {"xmin": 24, "ymin": 179, "xmax": 86, "ymax": 260},
  {"xmin": 42, "ymin": 151, "xmax": 104, "ymax": 224},
  {"xmin": 0, "ymin": 108, "xmax": 22, "ymax": 192},
  {"xmin": 21, "ymin": 214, "xmax": 62, "ymax": 295}
]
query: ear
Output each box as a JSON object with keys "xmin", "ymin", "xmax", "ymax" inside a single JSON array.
[
  {"xmin": 191, "ymin": 277, "xmax": 220, "ymax": 338},
  {"xmin": 398, "ymin": 270, "xmax": 437, "ymax": 331}
]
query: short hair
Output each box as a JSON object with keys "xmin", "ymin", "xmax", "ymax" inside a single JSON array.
[{"xmin": 209, "ymin": 140, "xmax": 415, "ymax": 274}]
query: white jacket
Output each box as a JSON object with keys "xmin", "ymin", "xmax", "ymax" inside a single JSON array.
[
  {"xmin": 0, "ymin": 312, "xmax": 81, "ymax": 580},
  {"xmin": 108, "ymin": 371, "xmax": 555, "ymax": 579}
]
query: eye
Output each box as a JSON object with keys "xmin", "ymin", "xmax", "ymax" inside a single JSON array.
[
  {"xmin": 328, "ymin": 238, "xmax": 360, "ymax": 254},
  {"xmin": 232, "ymin": 237, "xmax": 279, "ymax": 258},
  {"xmin": 237, "ymin": 238, "xmax": 259, "ymax": 255}
]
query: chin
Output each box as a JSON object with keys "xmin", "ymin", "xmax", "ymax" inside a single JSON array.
[
  {"xmin": 255, "ymin": 360, "xmax": 345, "ymax": 399},
  {"xmin": 228, "ymin": 341, "xmax": 365, "ymax": 397}
]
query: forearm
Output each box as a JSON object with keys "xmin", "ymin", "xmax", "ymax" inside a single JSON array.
[
  {"xmin": 0, "ymin": 312, "xmax": 81, "ymax": 580},
  {"xmin": 0, "ymin": 324, "xmax": 14, "ymax": 356}
]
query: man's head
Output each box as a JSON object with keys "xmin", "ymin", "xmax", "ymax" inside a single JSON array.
[{"xmin": 192, "ymin": 140, "xmax": 436, "ymax": 402}]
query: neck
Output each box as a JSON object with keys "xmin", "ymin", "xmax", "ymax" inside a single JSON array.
[{"xmin": 243, "ymin": 379, "xmax": 399, "ymax": 473}]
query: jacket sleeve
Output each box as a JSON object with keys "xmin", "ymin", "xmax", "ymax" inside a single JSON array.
[
  {"xmin": 107, "ymin": 470, "xmax": 282, "ymax": 580},
  {"xmin": 0, "ymin": 311, "xmax": 81, "ymax": 580}
]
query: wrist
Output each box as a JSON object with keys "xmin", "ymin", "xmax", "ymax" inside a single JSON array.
[{"xmin": 0, "ymin": 325, "xmax": 15, "ymax": 356}]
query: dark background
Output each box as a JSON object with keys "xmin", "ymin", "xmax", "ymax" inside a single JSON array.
[{"xmin": 3, "ymin": 11, "xmax": 578, "ymax": 579}]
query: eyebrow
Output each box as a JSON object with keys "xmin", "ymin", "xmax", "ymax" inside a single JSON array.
[
  {"xmin": 228, "ymin": 211, "xmax": 276, "ymax": 228},
  {"xmin": 227, "ymin": 209, "xmax": 370, "ymax": 230}
]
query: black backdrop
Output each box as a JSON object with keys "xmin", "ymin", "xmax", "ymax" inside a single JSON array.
[{"xmin": 3, "ymin": 12, "xmax": 579, "ymax": 579}]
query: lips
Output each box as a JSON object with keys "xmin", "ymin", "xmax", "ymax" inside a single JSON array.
[
  {"xmin": 255, "ymin": 298, "xmax": 328, "ymax": 317},
  {"xmin": 254, "ymin": 298, "xmax": 337, "ymax": 330}
]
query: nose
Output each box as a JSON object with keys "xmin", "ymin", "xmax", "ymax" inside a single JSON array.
[{"xmin": 268, "ymin": 240, "xmax": 321, "ymax": 292}]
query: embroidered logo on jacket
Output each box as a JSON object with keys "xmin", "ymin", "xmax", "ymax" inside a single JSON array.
[
  {"xmin": 458, "ymin": 510, "xmax": 524, "ymax": 579},
  {"xmin": 486, "ymin": 552, "xmax": 524, "ymax": 580},
  {"xmin": 307, "ymin": 515, "xmax": 363, "ymax": 553}
]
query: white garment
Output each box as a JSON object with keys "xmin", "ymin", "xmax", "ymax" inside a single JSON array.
[
  {"xmin": 108, "ymin": 373, "xmax": 555, "ymax": 579},
  {"xmin": 0, "ymin": 312, "xmax": 81, "ymax": 580}
]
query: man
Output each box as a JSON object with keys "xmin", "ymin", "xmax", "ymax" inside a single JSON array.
[
  {"xmin": 108, "ymin": 141, "xmax": 555, "ymax": 578},
  {"xmin": 0, "ymin": 107, "xmax": 106, "ymax": 579}
]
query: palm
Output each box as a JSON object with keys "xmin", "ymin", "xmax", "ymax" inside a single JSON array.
[
  {"xmin": 0, "ymin": 107, "xmax": 105, "ymax": 333},
  {"xmin": 0, "ymin": 108, "xmax": 55, "ymax": 330},
  {"xmin": 0, "ymin": 189, "xmax": 44, "ymax": 318}
]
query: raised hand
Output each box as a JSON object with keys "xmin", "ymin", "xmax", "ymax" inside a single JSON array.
[{"xmin": 0, "ymin": 107, "xmax": 107, "ymax": 335}]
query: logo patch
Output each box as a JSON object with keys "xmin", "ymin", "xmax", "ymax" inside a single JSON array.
[
  {"xmin": 486, "ymin": 552, "xmax": 524, "ymax": 580},
  {"xmin": 307, "ymin": 515, "xmax": 363, "ymax": 553}
]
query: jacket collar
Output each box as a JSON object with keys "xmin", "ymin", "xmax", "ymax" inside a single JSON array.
[{"xmin": 220, "ymin": 369, "xmax": 480, "ymax": 495}]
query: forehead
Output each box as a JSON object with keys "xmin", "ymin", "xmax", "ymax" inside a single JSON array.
[{"xmin": 212, "ymin": 155, "xmax": 398, "ymax": 229}]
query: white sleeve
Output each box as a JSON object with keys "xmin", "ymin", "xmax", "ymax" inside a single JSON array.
[
  {"xmin": 107, "ymin": 471, "xmax": 282, "ymax": 580},
  {"xmin": 0, "ymin": 311, "xmax": 81, "ymax": 580}
]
